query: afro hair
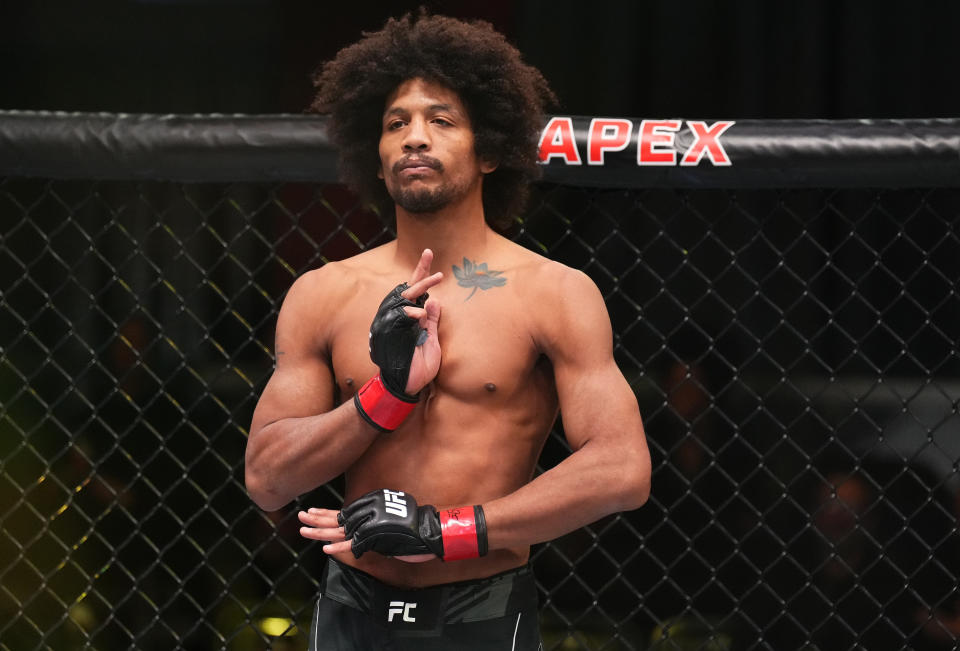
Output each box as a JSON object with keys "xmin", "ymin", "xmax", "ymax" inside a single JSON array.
[{"xmin": 311, "ymin": 12, "xmax": 556, "ymax": 231}]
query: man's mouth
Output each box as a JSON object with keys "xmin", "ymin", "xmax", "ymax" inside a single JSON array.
[{"xmin": 394, "ymin": 157, "xmax": 442, "ymax": 176}]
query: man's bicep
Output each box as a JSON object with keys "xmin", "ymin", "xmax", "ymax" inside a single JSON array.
[
  {"xmin": 557, "ymin": 359, "xmax": 645, "ymax": 454},
  {"xmin": 250, "ymin": 354, "xmax": 336, "ymax": 433},
  {"xmin": 544, "ymin": 269, "xmax": 644, "ymax": 451},
  {"xmin": 250, "ymin": 273, "xmax": 338, "ymax": 433}
]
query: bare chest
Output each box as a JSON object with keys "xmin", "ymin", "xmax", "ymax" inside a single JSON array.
[{"xmin": 328, "ymin": 283, "xmax": 541, "ymax": 403}]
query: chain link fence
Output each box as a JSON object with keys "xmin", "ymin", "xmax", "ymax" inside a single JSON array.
[{"xmin": 2, "ymin": 116, "xmax": 960, "ymax": 650}]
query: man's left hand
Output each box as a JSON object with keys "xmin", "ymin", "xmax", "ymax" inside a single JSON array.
[
  {"xmin": 298, "ymin": 491, "xmax": 440, "ymax": 562},
  {"xmin": 297, "ymin": 508, "xmax": 349, "ymax": 552},
  {"xmin": 338, "ymin": 489, "xmax": 444, "ymax": 559}
]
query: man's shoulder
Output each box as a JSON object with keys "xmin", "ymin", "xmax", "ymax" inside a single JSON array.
[
  {"xmin": 292, "ymin": 244, "xmax": 393, "ymax": 297},
  {"xmin": 332, "ymin": 243, "xmax": 396, "ymax": 273},
  {"xmin": 502, "ymin": 241, "xmax": 596, "ymax": 297},
  {"xmin": 277, "ymin": 246, "xmax": 395, "ymax": 345}
]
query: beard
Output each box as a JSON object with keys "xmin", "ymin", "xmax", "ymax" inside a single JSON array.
[
  {"xmin": 387, "ymin": 155, "xmax": 475, "ymax": 215},
  {"xmin": 392, "ymin": 184, "xmax": 459, "ymax": 214}
]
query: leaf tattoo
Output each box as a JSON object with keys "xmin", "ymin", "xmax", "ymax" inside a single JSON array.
[{"xmin": 452, "ymin": 257, "xmax": 507, "ymax": 301}]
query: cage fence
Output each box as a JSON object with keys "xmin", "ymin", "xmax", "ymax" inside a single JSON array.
[{"xmin": 1, "ymin": 114, "xmax": 959, "ymax": 651}]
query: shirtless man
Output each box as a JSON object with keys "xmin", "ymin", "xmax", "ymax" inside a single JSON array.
[{"xmin": 244, "ymin": 13, "xmax": 651, "ymax": 650}]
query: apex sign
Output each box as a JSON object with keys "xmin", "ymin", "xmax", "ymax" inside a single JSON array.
[{"xmin": 538, "ymin": 118, "xmax": 735, "ymax": 167}]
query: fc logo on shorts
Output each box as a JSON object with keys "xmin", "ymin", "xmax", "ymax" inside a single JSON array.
[
  {"xmin": 387, "ymin": 601, "xmax": 417, "ymax": 623},
  {"xmin": 383, "ymin": 489, "xmax": 408, "ymax": 517}
]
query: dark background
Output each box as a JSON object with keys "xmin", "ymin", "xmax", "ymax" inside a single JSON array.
[
  {"xmin": 3, "ymin": 0, "xmax": 960, "ymax": 119},
  {"xmin": 3, "ymin": 2, "xmax": 960, "ymax": 649}
]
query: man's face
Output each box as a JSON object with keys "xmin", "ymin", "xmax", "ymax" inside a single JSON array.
[{"xmin": 378, "ymin": 78, "xmax": 495, "ymax": 214}]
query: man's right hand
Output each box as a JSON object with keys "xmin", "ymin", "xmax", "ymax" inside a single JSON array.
[
  {"xmin": 368, "ymin": 249, "xmax": 442, "ymax": 397},
  {"xmin": 354, "ymin": 249, "xmax": 443, "ymax": 432}
]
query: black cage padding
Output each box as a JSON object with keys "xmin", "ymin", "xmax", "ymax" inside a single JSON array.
[{"xmin": 2, "ymin": 110, "xmax": 960, "ymax": 187}]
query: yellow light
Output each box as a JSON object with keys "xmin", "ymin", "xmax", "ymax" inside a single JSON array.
[{"xmin": 257, "ymin": 617, "xmax": 297, "ymax": 637}]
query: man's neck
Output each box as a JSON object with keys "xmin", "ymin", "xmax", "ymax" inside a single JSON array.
[{"xmin": 393, "ymin": 197, "xmax": 495, "ymax": 274}]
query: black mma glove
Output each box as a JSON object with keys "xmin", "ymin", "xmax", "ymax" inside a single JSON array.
[
  {"xmin": 338, "ymin": 489, "xmax": 488, "ymax": 561},
  {"xmin": 338, "ymin": 489, "xmax": 443, "ymax": 558},
  {"xmin": 353, "ymin": 284, "xmax": 427, "ymax": 432},
  {"xmin": 369, "ymin": 282, "xmax": 427, "ymax": 399}
]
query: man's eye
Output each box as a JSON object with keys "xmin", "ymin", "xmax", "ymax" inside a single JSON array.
[
  {"xmin": 432, "ymin": 118, "xmax": 452, "ymax": 127},
  {"xmin": 387, "ymin": 120, "xmax": 406, "ymax": 130}
]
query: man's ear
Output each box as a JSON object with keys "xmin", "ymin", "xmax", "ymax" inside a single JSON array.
[
  {"xmin": 480, "ymin": 158, "xmax": 498, "ymax": 174},
  {"xmin": 377, "ymin": 163, "xmax": 384, "ymax": 180}
]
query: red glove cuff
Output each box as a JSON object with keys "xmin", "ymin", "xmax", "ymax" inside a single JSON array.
[
  {"xmin": 354, "ymin": 375, "xmax": 417, "ymax": 432},
  {"xmin": 440, "ymin": 505, "xmax": 488, "ymax": 561}
]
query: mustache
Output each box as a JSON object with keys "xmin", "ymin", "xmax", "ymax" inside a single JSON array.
[{"xmin": 393, "ymin": 155, "xmax": 443, "ymax": 175}]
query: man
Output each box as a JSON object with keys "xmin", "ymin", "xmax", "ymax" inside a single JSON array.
[{"xmin": 245, "ymin": 13, "xmax": 650, "ymax": 650}]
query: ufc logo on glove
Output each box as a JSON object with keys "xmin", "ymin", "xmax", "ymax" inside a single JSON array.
[{"xmin": 383, "ymin": 490, "xmax": 408, "ymax": 517}]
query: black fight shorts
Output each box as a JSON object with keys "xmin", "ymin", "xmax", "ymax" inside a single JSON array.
[{"xmin": 307, "ymin": 559, "xmax": 543, "ymax": 650}]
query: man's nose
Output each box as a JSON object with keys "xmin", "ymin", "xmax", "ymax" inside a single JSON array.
[{"xmin": 402, "ymin": 119, "xmax": 430, "ymax": 151}]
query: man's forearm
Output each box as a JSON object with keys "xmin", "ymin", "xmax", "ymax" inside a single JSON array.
[
  {"xmin": 481, "ymin": 439, "xmax": 650, "ymax": 550},
  {"xmin": 245, "ymin": 400, "xmax": 379, "ymax": 511},
  {"xmin": 304, "ymin": 431, "xmax": 650, "ymax": 561}
]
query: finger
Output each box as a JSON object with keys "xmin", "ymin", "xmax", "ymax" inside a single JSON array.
[
  {"xmin": 322, "ymin": 540, "xmax": 354, "ymax": 555},
  {"xmin": 406, "ymin": 249, "xmax": 434, "ymax": 287},
  {"xmin": 298, "ymin": 507, "xmax": 339, "ymax": 520},
  {"xmin": 298, "ymin": 509, "xmax": 343, "ymax": 528},
  {"xmin": 423, "ymin": 298, "xmax": 441, "ymax": 335},
  {"xmin": 299, "ymin": 525, "xmax": 347, "ymax": 542},
  {"xmin": 402, "ymin": 306, "xmax": 426, "ymax": 322},
  {"xmin": 402, "ymin": 271, "xmax": 443, "ymax": 301},
  {"xmin": 401, "ymin": 307, "xmax": 434, "ymax": 338},
  {"xmin": 424, "ymin": 297, "xmax": 441, "ymax": 323}
]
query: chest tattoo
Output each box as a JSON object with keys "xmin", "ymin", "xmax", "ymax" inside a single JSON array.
[{"xmin": 452, "ymin": 257, "xmax": 507, "ymax": 301}]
